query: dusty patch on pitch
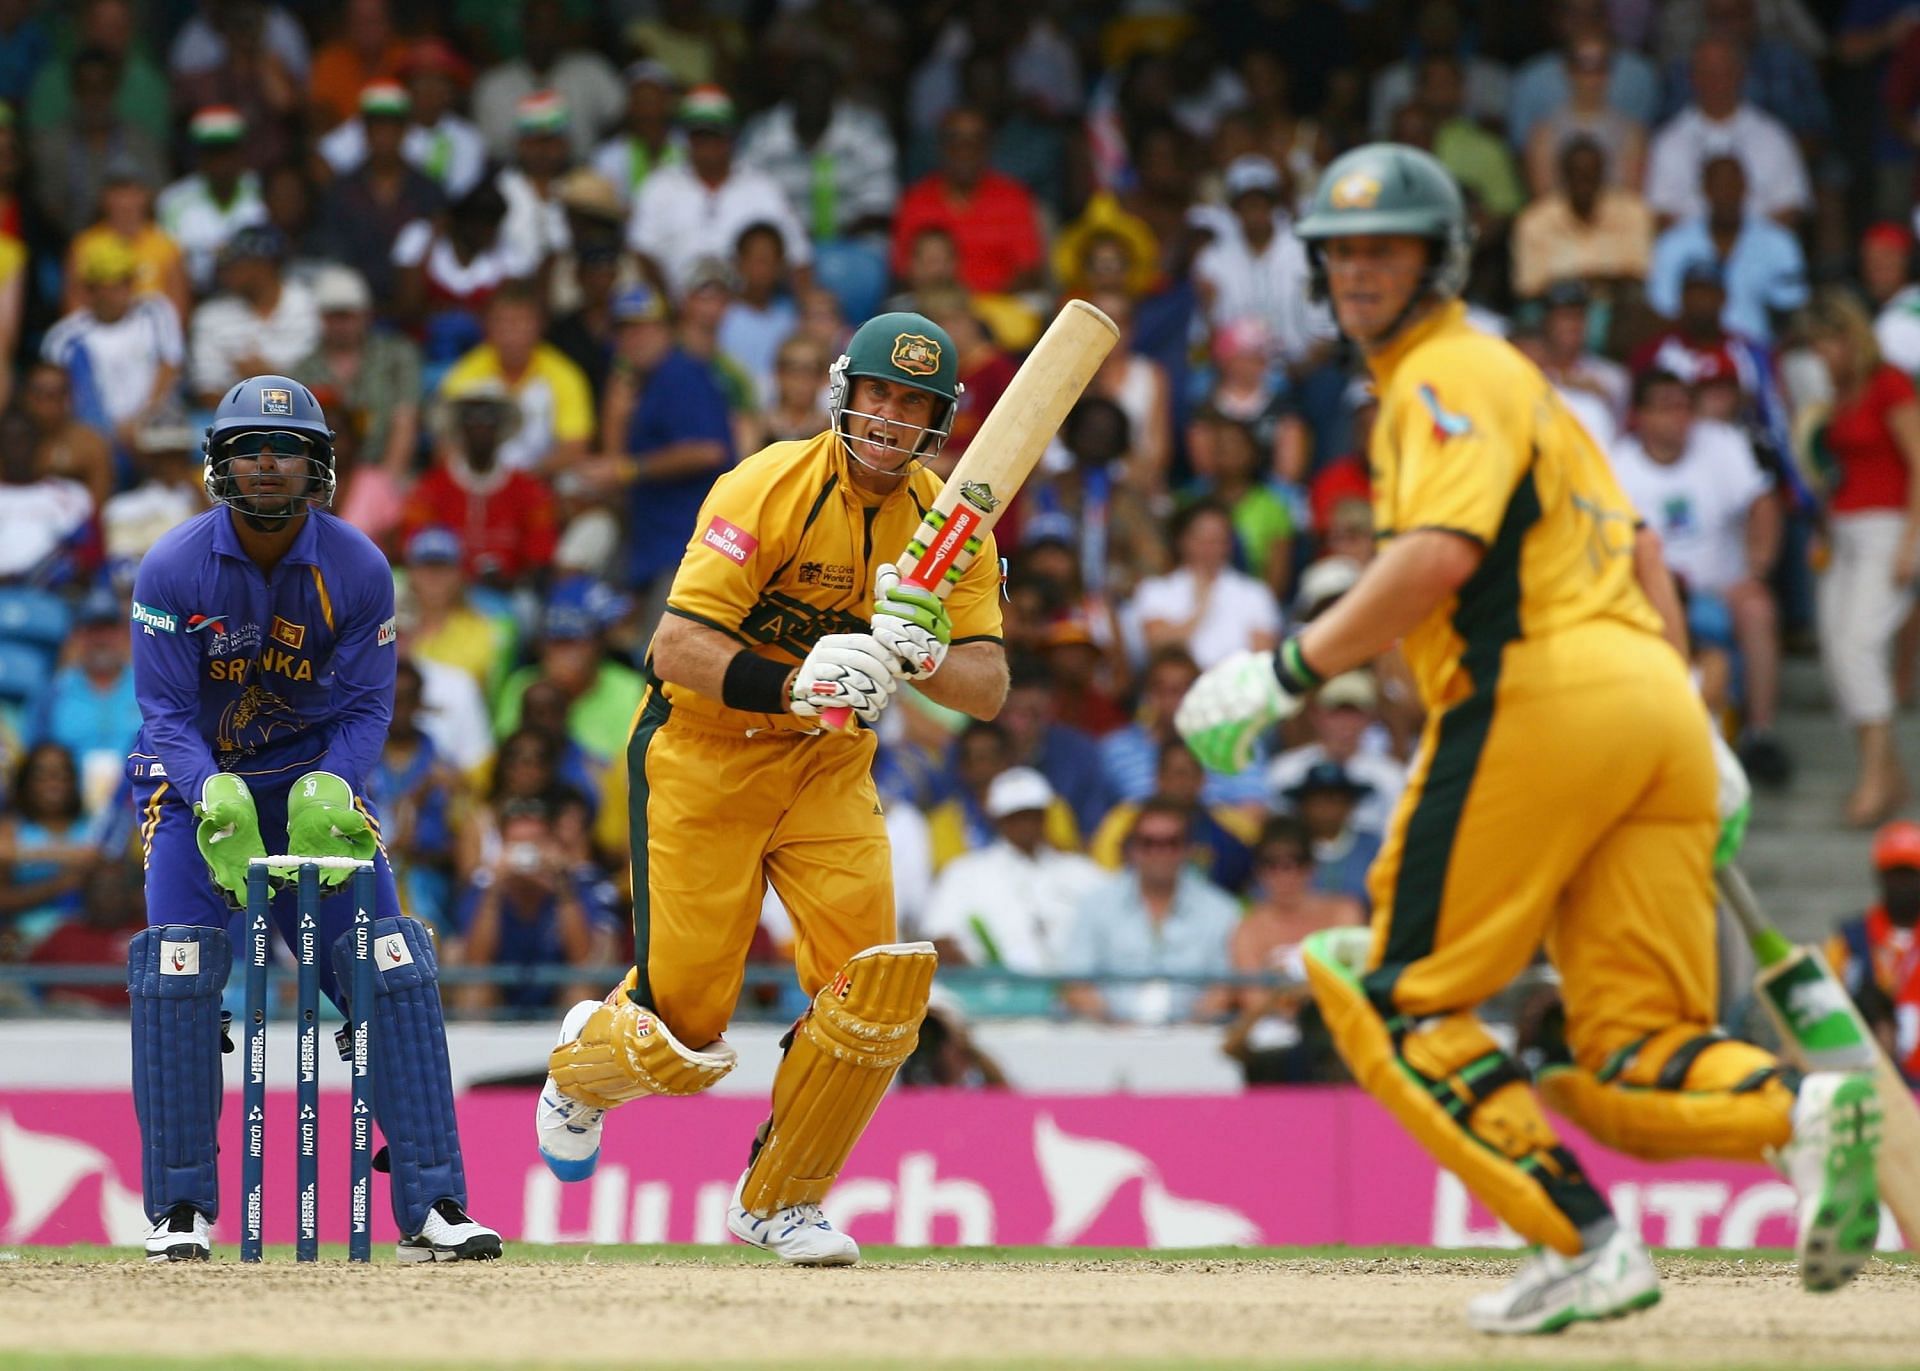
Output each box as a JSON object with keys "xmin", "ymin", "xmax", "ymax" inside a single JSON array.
[{"xmin": 0, "ymin": 1257, "xmax": 1915, "ymax": 1368}]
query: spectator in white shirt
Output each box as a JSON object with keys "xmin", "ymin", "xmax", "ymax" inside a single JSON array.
[
  {"xmin": 317, "ymin": 37, "xmax": 487, "ymax": 198},
  {"xmin": 1609, "ymin": 368, "xmax": 1789, "ymax": 777},
  {"xmin": 1266, "ymin": 671, "xmax": 1406, "ymax": 837},
  {"xmin": 495, "ymin": 91, "xmax": 575, "ymax": 272},
  {"xmin": 188, "ymin": 225, "xmax": 320, "ymax": 407},
  {"xmin": 591, "ymin": 60, "xmax": 684, "ymax": 207},
  {"xmin": 1133, "ymin": 499, "xmax": 1283, "ymax": 670},
  {"xmin": 627, "ymin": 85, "xmax": 813, "ymax": 301},
  {"xmin": 920, "ymin": 767, "xmax": 1106, "ymax": 973},
  {"xmin": 156, "ymin": 106, "xmax": 267, "ymax": 294},
  {"xmin": 1193, "ymin": 155, "xmax": 1335, "ymax": 370},
  {"xmin": 41, "ymin": 236, "xmax": 182, "ymax": 451},
  {"xmin": 1644, "ymin": 35, "xmax": 1810, "ymax": 228},
  {"xmin": 0, "ymin": 411, "xmax": 94, "ymax": 582},
  {"xmin": 736, "ymin": 52, "xmax": 898, "ymax": 242},
  {"xmin": 469, "ymin": 0, "xmax": 621, "ymax": 163}
]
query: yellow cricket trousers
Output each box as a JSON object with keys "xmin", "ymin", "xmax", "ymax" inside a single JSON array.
[
  {"xmin": 626, "ymin": 691, "xmax": 894, "ymax": 1047},
  {"xmin": 1307, "ymin": 619, "xmax": 1796, "ymax": 1254}
]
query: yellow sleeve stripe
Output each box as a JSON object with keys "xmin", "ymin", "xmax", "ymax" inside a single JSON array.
[
  {"xmin": 309, "ymin": 566, "xmax": 335, "ymax": 633},
  {"xmin": 139, "ymin": 781, "xmax": 171, "ymax": 864}
]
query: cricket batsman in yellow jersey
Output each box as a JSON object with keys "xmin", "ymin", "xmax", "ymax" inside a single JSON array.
[
  {"xmin": 1178, "ymin": 145, "xmax": 1883, "ymax": 1331},
  {"xmin": 533, "ymin": 312, "xmax": 1008, "ymax": 1263}
]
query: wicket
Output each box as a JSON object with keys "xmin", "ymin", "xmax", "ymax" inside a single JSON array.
[{"xmin": 241, "ymin": 857, "xmax": 376, "ymax": 1263}]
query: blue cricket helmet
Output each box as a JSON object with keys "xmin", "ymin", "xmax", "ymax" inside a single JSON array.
[{"xmin": 202, "ymin": 374, "xmax": 338, "ymax": 515}]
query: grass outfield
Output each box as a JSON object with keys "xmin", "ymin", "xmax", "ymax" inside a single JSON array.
[{"xmin": 6, "ymin": 1241, "xmax": 1904, "ymax": 1263}]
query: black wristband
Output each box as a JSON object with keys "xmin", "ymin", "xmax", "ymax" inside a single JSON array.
[
  {"xmin": 722, "ymin": 650, "xmax": 794, "ymax": 713},
  {"xmin": 1274, "ymin": 636, "xmax": 1325, "ymax": 695}
]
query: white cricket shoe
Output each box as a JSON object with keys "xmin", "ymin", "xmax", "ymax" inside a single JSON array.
[
  {"xmin": 396, "ymin": 1198, "xmax": 502, "ymax": 1262},
  {"xmin": 1466, "ymin": 1224, "xmax": 1661, "ymax": 1334},
  {"xmin": 144, "ymin": 1204, "xmax": 211, "ymax": 1262},
  {"xmin": 536, "ymin": 998, "xmax": 607, "ymax": 1182},
  {"xmin": 1772, "ymin": 1071, "xmax": 1882, "ymax": 1293},
  {"xmin": 726, "ymin": 1172, "xmax": 860, "ymax": 1266}
]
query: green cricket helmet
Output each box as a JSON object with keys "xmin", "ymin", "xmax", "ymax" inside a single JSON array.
[
  {"xmin": 1295, "ymin": 143, "xmax": 1474, "ymax": 306},
  {"xmin": 828, "ymin": 311, "xmax": 963, "ymax": 467}
]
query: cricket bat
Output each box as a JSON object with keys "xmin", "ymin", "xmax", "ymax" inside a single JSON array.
[
  {"xmin": 824, "ymin": 298, "xmax": 1119, "ymax": 728},
  {"xmin": 1718, "ymin": 862, "xmax": 1918, "ymax": 1245}
]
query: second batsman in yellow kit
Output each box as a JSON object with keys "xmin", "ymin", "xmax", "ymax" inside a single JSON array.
[
  {"xmin": 1177, "ymin": 145, "xmax": 1883, "ymax": 1332},
  {"xmin": 534, "ymin": 311, "xmax": 1008, "ymax": 1264}
]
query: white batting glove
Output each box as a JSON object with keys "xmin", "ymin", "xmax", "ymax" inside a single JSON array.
[
  {"xmin": 789, "ymin": 633, "xmax": 901, "ymax": 723},
  {"xmin": 1175, "ymin": 649, "xmax": 1304, "ymax": 773},
  {"xmin": 871, "ymin": 562, "xmax": 950, "ymax": 681}
]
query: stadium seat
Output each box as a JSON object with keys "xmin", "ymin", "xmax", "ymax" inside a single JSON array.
[
  {"xmin": 0, "ymin": 586, "xmax": 72, "ymax": 654},
  {"xmin": 0, "ymin": 639, "xmax": 50, "ymax": 706},
  {"xmin": 812, "ymin": 241, "xmax": 890, "ymax": 325}
]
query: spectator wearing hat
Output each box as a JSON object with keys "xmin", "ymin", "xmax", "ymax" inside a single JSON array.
[
  {"xmin": 1610, "ymin": 369, "xmax": 1789, "ymax": 784},
  {"xmin": 402, "ymin": 374, "xmax": 559, "ymax": 586},
  {"xmin": 493, "ymin": 578, "xmax": 645, "ymax": 771},
  {"xmin": 471, "ymin": 0, "xmax": 622, "ymax": 163},
  {"xmin": 315, "ymin": 83, "xmax": 445, "ymax": 301},
  {"xmin": 41, "ymin": 235, "xmax": 182, "ymax": 450},
  {"xmin": 627, "ymin": 84, "xmax": 812, "ymax": 302},
  {"xmin": 927, "ymin": 719, "xmax": 1080, "ymax": 870},
  {"xmin": 397, "ymin": 526, "xmax": 514, "ymax": 701},
  {"xmin": 891, "ymin": 105, "xmax": 1043, "ymax": 296},
  {"xmin": 157, "ymin": 106, "xmax": 268, "ymax": 293},
  {"xmin": 28, "ymin": 584, "xmax": 135, "ymax": 805},
  {"xmin": 187, "ymin": 225, "xmax": 318, "ymax": 406},
  {"xmin": 920, "ymin": 766, "xmax": 1105, "ymax": 974},
  {"xmin": 440, "ymin": 281, "xmax": 594, "ymax": 475},
  {"xmin": 62, "ymin": 157, "xmax": 188, "ymax": 323},
  {"xmin": 307, "ymin": 0, "xmax": 406, "ymax": 130},
  {"xmin": 318, "ymin": 38, "xmax": 486, "ymax": 199},
  {"xmin": 26, "ymin": 0, "xmax": 169, "ymax": 138},
  {"xmin": 1089, "ymin": 740, "xmax": 1258, "ymax": 893},
  {"xmin": 1278, "ymin": 759, "xmax": 1381, "ymax": 909},
  {"xmin": 497, "ymin": 91, "xmax": 576, "ymax": 273},
  {"xmin": 24, "ymin": 362, "xmax": 113, "ymax": 508},
  {"xmin": 172, "ymin": 0, "xmax": 303, "ymax": 173},
  {"xmin": 1826, "ymin": 821, "xmax": 1920, "ymax": 1084},
  {"xmin": 1038, "ymin": 610, "xmax": 1128, "ymax": 737},
  {"xmin": 1061, "ymin": 796, "xmax": 1241, "ymax": 1026},
  {"xmin": 1194, "ymin": 158, "xmax": 1322, "ymax": 360},
  {"xmin": 1645, "ymin": 35, "xmax": 1810, "ymax": 229},
  {"xmin": 1528, "ymin": 279, "xmax": 1631, "ymax": 448},
  {"xmin": 1648, "ymin": 155, "xmax": 1807, "ymax": 346},
  {"xmin": 1862, "ymin": 222, "xmax": 1920, "ymax": 378},
  {"xmin": 390, "ymin": 181, "xmax": 534, "ymax": 353},
  {"xmin": 1267, "ymin": 671, "xmax": 1407, "ymax": 837},
  {"xmin": 580, "ymin": 282, "xmax": 733, "ymax": 615},
  {"xmin": 295, "ymin": 265, "xmax": 423, "ymax": 479},
  {"xmin": 99, "ymin": 405, "xmax": 204, "ymax": 579},
  {"xmin": 1510, "ymin": 135, "xmax": 1654, "ymax": 301},
  {"xmin": 590, "ymin": 60, "xmax": 684, "ymax": 207},
  {"xmin": 28, "ymin": 45, "xmax": 166, "ymax": 241},
  {"xmin": 546, "ymin": 167, "xmax": 630, "ymax": 318},
  {"xmin": 737, "ymin": 52, "xmax": 897, "ymax": 244}
]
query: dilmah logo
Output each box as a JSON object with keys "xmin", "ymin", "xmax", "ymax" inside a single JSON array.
[
  {"xmin": 377, "ymin": 933, "xmax": 413, "ymax": 969},
  {"xmin": 160, "ymin": 941, "xmax": 200, "ymax": 976}
]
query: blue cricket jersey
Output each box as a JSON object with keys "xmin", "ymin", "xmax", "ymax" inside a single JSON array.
[{"xmin": 128, "ymin": 508, "xmax": 397, "ymax": 800}]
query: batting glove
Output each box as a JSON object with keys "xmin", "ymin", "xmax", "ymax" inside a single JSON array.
[
  {"xmin": 194, "ymin": 773, "xmax": 266, "ymax": 908},
  {"xmin": 1176, "ymin": 649, "xmax": 1305, "ymax": 774},
  {"xmin": 789, "ymin": 633, "xmax": 901, "ymax": 724},
  {"xmin": 871, "ymin": 561, "xmax": 950, "ymax": 680},
  {"xmin": 1706, "ymin": 724, "xmax": 1751, "ymax": 870}
]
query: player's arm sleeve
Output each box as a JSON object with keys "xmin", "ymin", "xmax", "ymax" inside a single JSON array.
[
  {"xmin": 315, "ymin": 557, "xmax": 398, "ymax": 787},
  {"xmin": 944, "ymin": 527, "xmax": 1004, "ymax": 646},
  {"xmin": 661, "ymin": 468, "xmax": 796, "ymax": 643},
  {"xmin": 1377, "ymin": 365, "xmax": 1529, "ymax": 546},
  {"xmin": 128, "ymin": 554, "xmax": 219, "ymax": 800}
]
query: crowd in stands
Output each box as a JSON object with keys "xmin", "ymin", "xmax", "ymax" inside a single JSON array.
[{"xmin": 0, "ymin": 1, "xmax": 1916, "ymax": 1080}]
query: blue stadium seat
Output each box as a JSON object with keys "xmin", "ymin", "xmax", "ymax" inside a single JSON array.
[
  {"xmin": 812, "ymin": 241, "xmax": 890, "ymax": 325},
  {"xmin": 0, "ymin": 586, "xmax": 71, "ymax": 653},
  {"xmin": 0, "ymin": 639, "xmax": 50, "ymax": 706}
]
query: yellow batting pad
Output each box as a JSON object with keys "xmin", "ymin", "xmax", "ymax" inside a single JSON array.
[
  {"xmin": 738, "ymin": 942, "xmax": 936, "ymax": 1215},
  {"xmin": 549, "ymin": 970, "xmax": 738, "ymax": 1108}
]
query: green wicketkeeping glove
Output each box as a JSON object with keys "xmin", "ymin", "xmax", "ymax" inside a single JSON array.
[
  {"xmin": 194, "ymin": 773, "xmax": 266, "ymax": 908},
  {"xmin": 279, "ymin": 770, "xmax": 377, "ymax": 887}
]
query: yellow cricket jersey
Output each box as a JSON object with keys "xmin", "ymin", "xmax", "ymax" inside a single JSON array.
[
  {"xmin": 1366, "ymin": 300, "xmax": 1661, "ymax": 710},
  {"xmin": 655, "ymin": 430, "xmax": 1004, "ymax": 734}
]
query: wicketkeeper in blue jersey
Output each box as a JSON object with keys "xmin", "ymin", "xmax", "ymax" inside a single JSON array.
[{"xmin": 126, "ymin": 375, "xmax": 500, "ymax": 1262}]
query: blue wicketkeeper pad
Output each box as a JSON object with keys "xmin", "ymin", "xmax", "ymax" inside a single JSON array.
[
  {"xmin": 333, "ymin": 916, "xmax": 467, "ymax": 1235},
  {"xmin": 128, "ymin": 924, "xmax": 233, "ymax": 1222}
]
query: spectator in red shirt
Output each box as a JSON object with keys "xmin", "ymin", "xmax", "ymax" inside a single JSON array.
[
  {"xmin": 1805, "ymin": 290, "xmax": 1920, "ymax": 825},
  {"xmin": 1308, "ymin": 378, "xmax": 1377, "ymax": 545},
  {"xmin": 28, "ymin": 861, "xmax": 144, "ymax": 1011},
  {"xmin": 403, "ymin": 375, "xmax": 559, "ymax": 586},
  {"xmin": 891, "ymin": 106, "xmax": 1044, "ymax": 295}
]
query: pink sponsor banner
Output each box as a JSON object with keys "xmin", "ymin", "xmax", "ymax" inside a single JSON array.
[{"xmin": 0, "ymin": 1089, "xmax": 1896, "ymax": 1251}]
